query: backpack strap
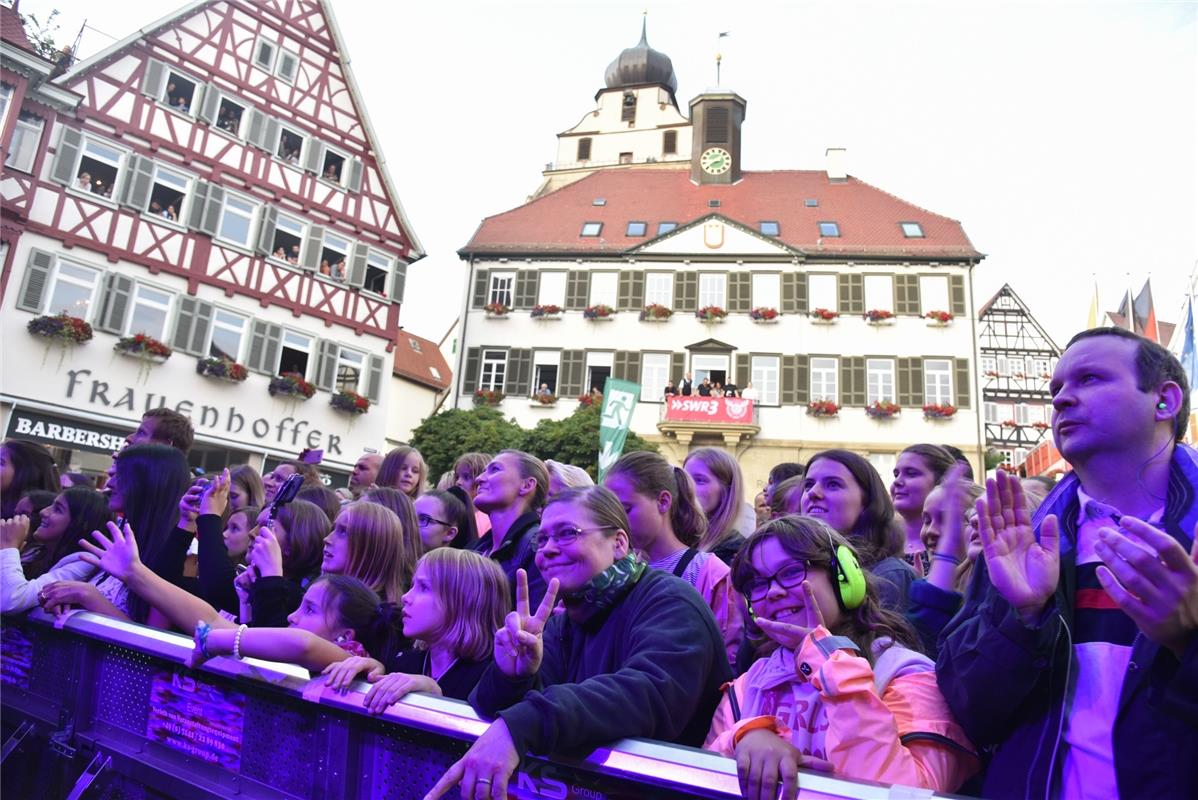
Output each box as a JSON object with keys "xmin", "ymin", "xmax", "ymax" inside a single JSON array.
[
  {"xmin": 721, "ymin": 680, "xmax": 743, "ymax": 723},
  {"xmin": 672, "ymin": 547, "xmax": 701, "ymax": 578}
]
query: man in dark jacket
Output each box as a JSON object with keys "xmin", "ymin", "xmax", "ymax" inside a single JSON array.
[
  {"xmin": 679, "ymin": 372, "xmax": 693, "ymax": 396},
  {"xmin": 936, "ymin": 328, "xmax": 1198, "ymax": 799}
]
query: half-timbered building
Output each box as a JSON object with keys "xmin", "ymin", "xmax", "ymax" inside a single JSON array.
[{"xmin": 1, "ymin": 0, "xmax": 421, "ymax": 481}]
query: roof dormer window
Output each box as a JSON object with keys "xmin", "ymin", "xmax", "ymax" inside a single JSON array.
[
  {"xmin": 626, "ymin": 221, "xmax": 647, "ymax": 237},
  {"xmin": 900, "ymin": 222, "xmax": 924, "ymax": 238},
  {"xmin": 805, "ymin": 199, "xmax": 819, "ymax": 207},
  {"xmin": 657, "ymin": 222, "xmax": 678, "ymax": 235},
  {"xmin": 818, "ymin": 221, "xmax": 841, "ymax": 237},
  {"xmin": 580, "ymin": 222, "xmax": 603, "ymax": 237},
  {"xmin": 759, "ymin": 221, "xmax": 780, "ymax": 236}
]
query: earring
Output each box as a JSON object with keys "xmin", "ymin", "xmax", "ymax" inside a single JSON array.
[{"xmin": 1158, "ymin": 402, "xmax": 1168, "ymax": 410}]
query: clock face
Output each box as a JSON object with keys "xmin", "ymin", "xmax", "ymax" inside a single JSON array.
[{"xmin": 700, "ymin": 147, "xmax": 732, "ymax": 175}]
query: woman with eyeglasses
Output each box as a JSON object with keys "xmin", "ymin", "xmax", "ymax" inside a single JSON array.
[
  {"xmin": 705, "ymin": 516, "xmax": 978, "ymax": 800},
  {"xmin": 414, "ymin": 489, "xmax": 476, "ymax": 550},
  {"xmin": 425, "ymin": 485, "xmax": 731, "ymax": 800}
]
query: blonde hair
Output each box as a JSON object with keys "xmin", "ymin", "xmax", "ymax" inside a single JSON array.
[
  {"xmin": 685, "ymin": 448, "xmax": 745, "ymax": 552},
  {"xmin": 545, "ymin": 460, "xmax": 594, "ymax": 492},
  {"xmin": 338, "ymin": 502, "xmax": 415, "ymax": 603},
  {"xmin": 496, "ymin": 449, "xmax": 549, "ymax": 511},
  {"xmin": 414, "ymin": 548, "xmax": 511, "ymax": 661}
]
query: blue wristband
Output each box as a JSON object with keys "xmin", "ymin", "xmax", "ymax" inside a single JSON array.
[{"xmin": 195, "ymin": 620, "xmax": 213, "ymax": 658}]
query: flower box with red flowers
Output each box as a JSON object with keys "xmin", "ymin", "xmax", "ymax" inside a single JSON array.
[
  {"xmin": 806, "ymin": 400, "xmax": 840, "ymax": 418},
  {"xmin": 863, "ymin": 309, "xmax": 896, "ymax": 324},
  {"xmin": 473, "ymin": 389, "xmax": 506, "ymax": 406},
  {"xmin": 577, "ymin": 393, "xmax": 596, "ymax": 406},
  {"xmin": 1040, "ymin": 372, "xmax": 1052, "ymax": 380},
  {"xmin": 331, "ymin": 390, "xmax": 370, "ymax": 415},
  {"xmin": 924, "ymin": 310, "xmax": 954, "ymax": 326},
  {"xmin": 114, "ymin": 333, "xmax": 172, "ymax": 362},
  {"xmin": 810, "ymin": 308, "xmax": 840, "ymax": 322},
  {"xmin": 984, "ymin": 370, "xmax": 999, "ymax": 377},
  {"xmin": 1001, "ymin": 419, "xmax": 1019, "ymax": 428},
  {"xmin": 530, "ymin": 393, "xmax": 558, "ymax": 407},
  {"xmin": 196, "ymin": 357, "xmax": 248, "ymax": 383},
  {"xmin": 584, "ymin": 304, "xmax": 615, "ymax": 320},
  {"xmin": 639, "ymin": 303, "xmax": 673, "ymax": 321},
  {"xmin": 269, "ymin": 372, "xmax": 316, "ymax": 400},
  {"xmin": 27, "ymin": 312, "xmax": 94, "ymax": 345},
  {"xmin": 1031, "ymin": 421, "xmax": 1050, "ymax": 431},
  {"xmin": 865, "ymin": 401, "xmax": 901, "ymax": 419},
  {"xmin": 530, "ymin": 304, "xmax": 562, "ymax": 319},
  {"xmin": 484, "ymin": 303, "xmax": 510, "ymax": 317},
  {"xmin": 923, "ymin": 403, "xmax": 957, "ymax": 420},
  {"xmin": 750, "ymin": 307, "xmax": 779, "ymax": 323},
  {"xmin": 695, "ymin": 306, "xmax": 728, "ymax": 322}
]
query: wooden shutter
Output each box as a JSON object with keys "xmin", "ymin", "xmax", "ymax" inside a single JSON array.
[
  {"xmin": 256, "ymin": 206, "xmax": 278, "ymax": 255},
  {"xmin": 201, "ymin": 185, "xmax": 226, "ymax": 237},
  {"xmin": 346, "ymin": 158, "xmax": 364, "ymax": 193},
  {"xmin": 471, "ymin": 269, "xmax": 489, "ymax": 308},
  {"xmin": 121, "ymin": 154, "xmax": 155, "ymax": 210},
  {"xmin": 796, "ymin": 355, "xmax": 810, "ymax": 404},
  {"xmin": 954, "ymin": 358, "xmax": 972, "ymax": 409},
  {"xmin": 566, "ymin": 270, "xmax": 589, "ymax": 309},
  {"xmin": 514, "ymin": 271, "xmax": 538, "ymax": 309},
  {"xmin": 140, "ymin": 58, "xmax": 167, "ymax": 98},
  {"xmin": 670, "ymin": 352, "xmax": 686, "ymax": 384},
  {"xmin": 314, "ymin": 340, "xmax": 340, "ymax": 391},
  {"xmin": 794, "ymin": 273, "xmax": 808, "ymax": 314},
  {"xmin": 560, "ymin": 349, "xmax": 585, "ymax": 397},
  {"xmin": 838, "ymin": 273, "xmax": 864, "ymax": 314},
  {"xmin": 171, "ymin": 296, "xmax": 214, "ymax": 356},
  {"xmin": 188, "ymin": 181, "xmax": 211, "ymax": 231},
  {"xmin": 728, "ymin": 272, "xmax": 751, "ymax": 312},
  {"xmin": 897, "ymin": 357, "xmax": 924, "ymax": 407},
  {"xmin": 347, "ymin": 242, "xmax": 368, "ymax": 288},
  {"xmin": 262, "ymin": 117, "xmax": 280, "ymax": 153},
  {"xmin": 16, "ymin": 249, "xmax": 54, "ymax": 313},
  {"xmin": 736, "ymin": 353, "xmax": 750, "ymax": 387},
  {"xmin": 613, "ymin": 350, "xmax": 641, "ymax": 383},
  {"xmin": 841, "ymin": 356, "xmax": 866, "ymax": 406},
  {"xmin": 781, "ymin": 355, "xmax": 799, "ymax": 405},
  {"xmin": 674, "ymin": 271, "xmax": 698, "ymax": 312},
  {"xmin": 51, "ymin": 127, "xmax": 83, "ymax": 186},
  {"xmin": 303, "ymin": 138, "xmax": 325, "ymax": 174},
  {"xmin": 950, "ymin": 275, "xmax": 967, "ymax": 316},
  {"xmin": 781, "ymin": 273, "xmax": 799, "ymax": 314},
  {"xmin": 96, "ymin": 273, "xmax": 134, "ymax": 334},
  {"xmin": 505, "ymin": 349, "xmax": 533, "ymax": 396},
  {"xmin": 198, "ymin": 84, "xmax": 221, "ymax": 124},
  {"xmin": 302, "ymin": 225, "xmax": 323, "ymax": 271},
  {"xmin": 895, "ymin": 274, "xmax": 921, "ymax": 316},
  {"xmin": 391, "ymin": 262, "xmax": 407, "ymax": 302},
  {"xmin": 246, "ymin": 320, "xmax": 282, "ymax": 374},
  {"xmin": 462, "ymin": 347, "xmax": 481, "ymax": 394},
  {"xmin": 617, "ymin": 270, "xmax": 645, "ymax": 311},
  {"xmin": 245, "ymin": 109, "xmax": 267, "ymax": 149},
  {"xmin": 365, "ymin": 354, "xmax": 385, "ymax": 403}
]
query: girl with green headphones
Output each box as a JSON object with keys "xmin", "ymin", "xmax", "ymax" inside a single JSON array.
[{"xmin": 704, "ymin": 516, "xmax": 978, "ymax": 800}]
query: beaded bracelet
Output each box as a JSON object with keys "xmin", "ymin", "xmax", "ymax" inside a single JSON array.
[
  {"xmin": 932, "ymin": 551, "xmax": 963, "ymax": 566},
  {"xmin": 195, "ymin": 620, "xmax": 213, "ymax": 658},
  {"xmin": 233, "ymin": 624, "xmax": 248, "ymax": 660}
]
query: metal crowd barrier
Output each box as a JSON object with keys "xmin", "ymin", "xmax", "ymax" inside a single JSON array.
[{"xmin": 1, "ymin": 611, "xmax": 950, "ymax": 799}]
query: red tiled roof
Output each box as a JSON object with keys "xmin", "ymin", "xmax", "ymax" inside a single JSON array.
[
  {"xmin": 1, "ymin": 5, "xmax": 41, "ymax": 56},
  {"xmin": 461, "ymin": 169, "xmax": 982, "ymax": 259},
  {"xmin": 392, "ymin": 330, "xmax": 451, "ymax": 391}
]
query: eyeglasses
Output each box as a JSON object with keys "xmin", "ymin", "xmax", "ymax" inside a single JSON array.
[
  {"xmin": 743, "ymin": 562, "xmax": 810, "ymax": 603},
  {"xmin": 533, "ymin": 525, "xmax": 616, "ymax": 551},
  {"xmin": 417, "ymin": 514, "xmax": 452, "ymax": 528}
]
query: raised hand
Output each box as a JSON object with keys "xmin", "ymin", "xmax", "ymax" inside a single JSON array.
[
  {"xmin": 178, "ymin": 484, "xmax": 202, "ymax": 533},
  {"xmin": 755, "ymin": 580, "xmax": 825, "ymax": 650},
  {"xmin": 935, "ymin": 462, "xmax": 972, "ymax": 562},
  {"xmin": 493, "ymin": 569, "xmax": 559, "ymax": 678},
  {"xmin": 199, "ymin": 468, "xmax": 231, "ymax": 517},
  {"xmin": 362, "ymin": 672, "xmax": 441, "ymax": 714},
  {"xmin": 0, "ymin": 515, "xmax": 31, "ymax": 550},
  {"xmin": 1095, "ymin": 518, "xmax": 1198, "ymax": 658},
  {"xmin": 423, "ymin": 718, "xmax": 520, "ymax": 800},
  {"xmin": 248, "ymin": 525, "xmax": 284, "ymax": 578},
  {"xmin": 976, "ymin": 470, "xmax": 1059, "ymax": 622},
  {"xmin": 79, "ymin": 520, "xmax": 143, "ymax": 581}
]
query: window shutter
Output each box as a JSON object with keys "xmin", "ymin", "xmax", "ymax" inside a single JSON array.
[
  {"xmin": 670, "ymin": 352, "xmax": 686, "ymax": 383},
  {"xmin": 302, "ymin": 225, "xmax": 323, "ymax": 271},
  {"xmin": 794, "ymin": 273, "xmax": 808, "ymax": 314},
  {"xmin": 198, "ymin": 84, "xmax": 220, "ymax": 125},
  {"xmin": 365, "ymin": 354, "xmax": 385, "ymax": 403},
  {"xmin": 613, "ymin": 350, "xmax": 640, "ymax": 383},
  {"xmin": 140, "ymin": 58, "xmax": 167, "ymax": 98},
  {"xmin": 188, "ymin": 300, "xmax": 214, "ymax": 355},
  {"xmin": 728, "ymin": 272, "xmax": 751, "ymax": 312},
  {"xmin": 16, "ymin": 249, "xmax": 54, "ymax": 312},
  {"xmin": 96, "ymin": 273, "xmax": 135, "ymax": 334},
  {"xmin": 674, "ymin": 271, "xmax": 698, "ymax": 312},
  {"xmin": 895, "ymin": 274, "xmax": 920, "ymax": 316},
  {"xmin": 262, "ymin": 117, "xmax": 280, "ymax": 153},
  {"xmin": 346, "ymin": 158, "xmax": 364, "ymax": 193},
  {"xmin": 627, "ymin": 351, "xmax": 641, "ymax": 384},
  {"xmin": 781, "ymin": 355, "xmax": 799, "ymax": 405},
  {"xmin": 781, "ymin": 273, "xmax": 798, "ymax": 314},
  {"xmin": 171, "ymin": 296, "xmax": 198, "ymax": 352},
  {"xmin": 471, "ymin": 269, "xmax": 489, "ymax": 308},
  {"xmin": 462, "ymin": 347, "xmax": 481, "ymax": 395},
  {"xmin": 566, "ymin": 270, "xmax": 589, "ymax": 309},
  {"xmin": 841, "ymin": 356, "xmax": 866, "ymax": 406},
  {"xmin": 898, "ymin": 357, "xmax": 924, "ymax": 407},
  {"xmin": 188, "ymin": 181, "xmax": 211, "ymax": 230},
  {"xmin": 246, "ymin": 320, "xmax": 282, "ymax": 374},
  {"xmin": 303, "ymin": 139, "xmax": 325, "ymax": 174},
  {"xmin": 950, "ymin": 275, "xmax": 967, "ymax": 317},
  {"xmin": 560, "ymin": 350, "xmax": 585, "ymax": 397},
  {"xmin": 390, "ymin": 262, "xmax": 407, "ymax": 302},
  {"xmin": 347, "ymin": 242, "xmax": 368, "ymax": 288},
  {"xmin": 314, "ymin": 340, "xmax": 340, "ymax": 391},
  {"xmin": 954, "ymin": 358, "xmax": 972, "ymax": 409},
  {"xmin": 200, "ymin": 184, "xmax": 225, "ymax": 237},
  {"xmin": 736, "ymin": 353, "xmax": 749, "ymax": 386},
  {"xmin": 120, "ymin": 154, "xmax": 155, "ymax": 211},
  {"xmin": 514, "ymin": 270, "xmax": 538, "ymax": 309},
  {"xmin": 838, "ymin": 273, "xmax": 864, "ymax": 314},
  {"xmin": 796, "ymin": 355, "xmax": 810, "ymax": 404},
  {"xmin": 504, "ymin": 349, "xmax": 533, "ymax": 396},
  {"xmin": 630, "ymin": 271, "xmax": 644, "ymax": 309},
  {"xmin": 171, "ymin": 296, "xmax": 214, "ymax": 356},
  {"xmin": 256, "ymin": 205, "xmax": 278, "ymax": 255},
  {"xmin": 617, "ymin": 270, "xmax": 635, "ymax": 311},
  {"xmin": 245, "ymin": 109, "xmax": 267, "ymax": 149},
  {"xmin": 51, "ymin": 127, "xmax": 83, "ymax": 186}
]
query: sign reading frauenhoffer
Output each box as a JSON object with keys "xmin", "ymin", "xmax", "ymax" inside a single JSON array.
[{"xmin": 663, "ymin": 396, "xmax": 755, "ymax": 424}]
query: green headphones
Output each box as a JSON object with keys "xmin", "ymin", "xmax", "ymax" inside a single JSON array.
[{"xmin": 825, "ymin": 525, "xmax": 867, "ymax": 611}]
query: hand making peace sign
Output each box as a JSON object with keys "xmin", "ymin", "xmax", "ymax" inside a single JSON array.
[{"xmin": 493, "ymin": 568, "xmax": 559, "ymax": 679}]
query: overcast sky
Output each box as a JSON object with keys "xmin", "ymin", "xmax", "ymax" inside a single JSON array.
[{"xmin": 21, "ymin": 0, "xmax": 1197, "ymax": 350}]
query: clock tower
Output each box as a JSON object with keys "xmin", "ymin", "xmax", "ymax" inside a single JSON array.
[{"xmin": 689, "ymin": 91, "xmax": 747, "ymax": 185}]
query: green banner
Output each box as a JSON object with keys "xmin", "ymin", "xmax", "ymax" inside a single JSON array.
[{"xmin": 597, "ymin": 378, "xmax": 640, "ymax": 480}]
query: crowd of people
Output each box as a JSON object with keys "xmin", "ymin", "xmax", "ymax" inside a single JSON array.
[{"xmin": 1, "ymin": 327, "xmax": 1194, "ymax": 800}]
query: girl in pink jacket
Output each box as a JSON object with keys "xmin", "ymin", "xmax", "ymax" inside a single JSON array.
[
  {"xmin": 705, "ymin": 516, "xmax": 977, "ymax": 800},
  {"xmin": 604, "ymin": 451, "xmax": 744, "ymax": 666}
]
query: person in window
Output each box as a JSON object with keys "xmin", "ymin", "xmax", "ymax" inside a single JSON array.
[
  {"xmin": 164, "ymin": 204, "xmax": 177, "ymax": 222},
  {"xmin": 698, "ymin": 378, "xmax": 713, "ymax": 397},
  {"xmin": 723, "ymin": 382, "xmax": 739, "ymax": 398},
  {"xmin": 742, "ymin": 382, "xmax": 758, "ymax": 401},
  {"xmin": 323, "ymin": 162, "xmax": 340, "ymax": 181},
  {"xmin": 680, "ymin": 372, "xmax": 693, "ymax": 396},
  {"xmin": 173, "ymin": 95, "xmax": 189, "ymax": 114},
  {"xmin": 536, "ymin": 383, "xmax": 552, "ymax": 399},
  {"xmin": 331, "ymin": 259, "xmax": 346, "ymax": 280},
  {"xmin": 287, "ymin": 244, "xmax": 300, "ymax": 265},
  {"xmin": 320, "ymin": 259, "xmax": 332, "ymax": 276},
  {"xmin": 273, "ymin": 246, "xmax": 286, "ymax": 260},
  {"xmin": 75, "ymin": 171, "xmax": 93, "ymax": 192},
  {"xmin": 712, "ymin": 382, "xmax": 725, "ymax": 398},
  {"xmin": 664, "ymin": 380, "xmax": 677, "ymax": 398}
]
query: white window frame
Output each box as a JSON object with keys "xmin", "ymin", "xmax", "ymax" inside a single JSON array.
[
  {"xmin": 276, "ymin": 49, "xmax": 299, "ymax": 85},
  {"xmin": 124, "ymin": 283, "xmax": 174, "ymax": 340},
  {"xmin": 318, "ymin": 144, "xmax": 349, "ymax": 187},
  {"xmin": 0, "ymin": 85, "xmax": 12, "ymax": 130},
  {"xmin": 253, "ymin": 37, "xmax": 278, "ymax": 72},
  {"xmin": 810, "ymin": 356, "xmax": 838, "ymax": 402},
  {"xmin": 644, "ymin": 272, "xmax": 673, "ymax": 307},
  {"xmin": 278, "ymin": 329, "xmax": 313, "ymax": 378},
  {"xmin": 924, "ymin": 358, "xmax": 954, "ymax": 406},
  {"xmin": 216, "ymin": 191, "xmax": 259, "ymax": 248},
  {"xmin": 864, "ymin": 275, "xmax": 893, "ymax": 313},
  {"xmin": 42, "ymin": 258, "xmax": 102, "ymax": 320},
  {"xmin": 208, "ymin": 307, "xmax": 248, "ymax": 362},
  {"xmin": 996, "ymin": 356, "xmax": 1011, "ymax": 376},
  {"xmin": 866, "ymin": 358, "xmax": 896, "ymax": 404},
  {"xmin": 488, "ymin": 271, "xmax": 514, "ymax": 307},
  {"xmin": 319, "ymin": 231, "xmax": 351, "ymax": 281},
  {"xmin": 901, "ymin": 222, "xmax": 924, "ymax": 238},
  {"xmin": 869, "ymin": 453, "xmax": 897, "ymax": 489},
  {"xmin": 335, "ymin": 346, "xmax": 367, "ymax": 393},
  {"xmin": 981, "ymin": 355, "xmax": 997, "ymax": 375},
  {"xmin": 640, "ymin": 352, "xmax": 670, "ymax": 402},
  {"xmin": 919, "ymin": 275, "xmax": 950, "ymax": 315},
  {"xmin": 270, "ymin": 211, "xmax": 308, "ymax": 265},
  {"xmin": 698, "ymin": 273, "xmax": 727, "ymax": 309},
  {"xmin": 480, "ymin": 349, "xmax": 507, "ymax": 392},
  {"xmin": 1032, "ymin": 358, "xmax": 1051, "ymax": 377},
  {"xmin": 751, "ymin": 273, "xmax": 781, "ymax": 310},
  {"xmin": 160, "ymin": 67, "xmax": 201, "ymax": 117},
  {"xmin": 809, "ymin": 273, "xmax": 837, "ymax": 312},
  {"xmin": 1026, "ymin": 404, "xmax": 1046, "ymax": 425},
  {"xmin": 1015, "ymin": 403, "xmax": 1031, "ymax": 426},
  {"xmin": 146, "ymin": 162, "xmax": 192, "ymax": 224},
  {"xmin": 751, "ymin": 355, "xmax": 780, "ymax": 406},
  {"xmin": 984, "ymin": 402, "xmax": 1000, "ymax": 424},
  {"xmin": 589, "ymin": 271, "xmax": 618, "ymax": 307},
  {"xmin": 214, "ymin": 95, "xmax": 247, "ymax": 138},
  {"xmin": 5, "ymin": 111, "xmax": 44, "ymax": 173},
  {"xmin": 72, "ymin": 134, "xmax": 128, "ymax": 201},
  {"xmin": 536, "ymin": 271, "xmax": 567, "ymax": 307},
  {"xmin": 276, "ymin": 125, "xmax": 306, "ymax": 166},
  {"xmin": 691, "ymin": 353, "xmax": 729, "ymax": 385},
  {"xmin": 363, "ymin": 250, "xmax": 391, "ymax": 296},
  {"xmin": 532, "ymin": 350, "xmax": 561, "ymax": 396}
]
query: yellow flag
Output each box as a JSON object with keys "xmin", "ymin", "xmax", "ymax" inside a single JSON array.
[{"xmin": 1086, "ymin": 283, "xmax": 1099, "ymax": 329}]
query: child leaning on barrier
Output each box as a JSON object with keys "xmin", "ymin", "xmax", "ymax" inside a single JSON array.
[{"xmin": 704, "ymin": 516, "xmax": 978, "ymax": 800}]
